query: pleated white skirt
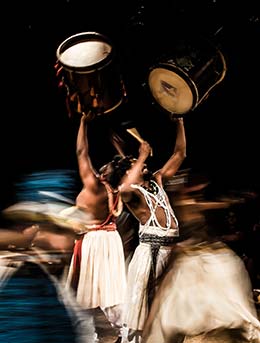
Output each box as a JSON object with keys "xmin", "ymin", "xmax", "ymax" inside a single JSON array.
[
  {"xmin": 66, "ymin": 230, "xmax": 127, "ymax": 309},
  {"xmin": 124, "ymin": 242, "xmax": 173, "ymax": 331}
]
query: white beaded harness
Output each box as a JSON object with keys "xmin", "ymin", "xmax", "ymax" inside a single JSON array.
[{"xmin": 131, "ymin": 180, "xmax": 179, "ymax": 237}]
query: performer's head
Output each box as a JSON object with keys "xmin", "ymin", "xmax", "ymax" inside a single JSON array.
[
  {"xmin": 99, "ymin": 154, "xmax": 154, "ymax": 188},
  {"xmin": 99, "ymin": 155, "xmax": 133, "ymax": 188}
]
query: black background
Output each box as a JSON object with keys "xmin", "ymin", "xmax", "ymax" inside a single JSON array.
[{"xmin": 0, "ymin": 0, "xmax": 259, "ymax": 209}]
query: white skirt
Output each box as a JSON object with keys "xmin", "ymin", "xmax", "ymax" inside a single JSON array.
[
  {"xmin": 124, "ymin": 241, "xmax": 173, "ymax": 331},
  {"xmin": 66, "ymin": 230, "xmax": 126, "ymax": 309}
]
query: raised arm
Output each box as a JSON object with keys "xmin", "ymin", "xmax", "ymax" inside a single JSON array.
[
  {"xmin": 155, "ymin": 117, "xmax": 186, "ymax": 183},
  {"xmin": 76, "ymin": 114, "xmax": 98, "ymax": 188},
  {"xmin": 119, "ymin": 141, "xmax": 151, "ymax": 201}
]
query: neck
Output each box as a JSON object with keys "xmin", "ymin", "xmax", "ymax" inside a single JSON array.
[{"xmin": 102, "ymin": 180, "xmax": 118, "ymax": 194}]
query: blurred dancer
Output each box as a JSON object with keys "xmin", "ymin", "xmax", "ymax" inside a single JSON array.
[
  {"xmin": 142, "ymin": 177, "xmax": 260, "ymax": 343},
  {"xmin": 118, "ymin": 117, "xmax": 186, "ymax": 342},
  {"xmin": 0, "ymin": 223, "xmax": 39, "ymax": 286},
  {"xmin": 0, "ymin": 219, "xmax": 96, "ymax": 343}
]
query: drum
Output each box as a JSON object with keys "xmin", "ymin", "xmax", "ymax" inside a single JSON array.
[
  {"xmin": 56, "ymin": 32, "xmax": 126, "ymax": 117},
  {"xmin": 147, "ymin": 37, "xmax": 227, "ymax": 116}
]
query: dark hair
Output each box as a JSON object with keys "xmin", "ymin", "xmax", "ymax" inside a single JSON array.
[
  {"xmin": 103, "ymin": 154, "xmax": 154, "ymax": 188},
  {"xmin": 108, "ymin": 155, "xmax": 134, "ymax": 188}
]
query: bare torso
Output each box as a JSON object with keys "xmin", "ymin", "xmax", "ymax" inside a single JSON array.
[{"xmin": 75, "ymin": 184, "xmax": 111, "ymax": 225}]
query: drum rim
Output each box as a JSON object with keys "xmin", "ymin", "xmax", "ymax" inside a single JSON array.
[{"xmin": 56, "ymin": 31, "xmax": 115, "ymax": 72}]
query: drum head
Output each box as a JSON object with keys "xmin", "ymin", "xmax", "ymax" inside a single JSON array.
[
  {"xmin": 57, "ymin": 32, "xmax": 113, "ymax": 71},
  {"xmin": 148, "ymin": 66, "xmax": 196, "ymax": 115}
]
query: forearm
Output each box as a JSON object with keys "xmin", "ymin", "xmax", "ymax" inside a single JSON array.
[
  {"xmin": 120, "ymin": 140, "xmax": 150, "ymax": 190},
  {"xmin": 159, "ymin": 118, "xmax": 186, "ymax": 180},
  {"xmin": 76, "ymin": 115, "xmax": 89, "ymax": 157},
  {"xmin": 75, "ymin": 114, "xmax": 96, "ymax": 182},
  {"xmin": 174, "ymin": 118, "xmax": 186, "ymax": 156},
  {"xmin": 121, "ymin": 159, "xmax": 145, "ymax": 189}
]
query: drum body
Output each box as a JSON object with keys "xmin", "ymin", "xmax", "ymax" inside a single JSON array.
[
  {"xmin": 56, "ymin": 32, "xmax": 126, "ymax": 117},
  {"xmin": 147, "ymin": 38, "xmax": 227, "ymax": 116}
]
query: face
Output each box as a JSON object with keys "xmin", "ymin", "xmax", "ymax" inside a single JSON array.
[
  {"xmin": 99, "ymin": 162, "xmax": 114, "ymax": 182},
  {"xmin": 129, "ymin": 158, "xmax": 147, "ymax": 173},
  {"xmin": 142, "ymin": 164, "xmax": 149, "ymax": 174}
]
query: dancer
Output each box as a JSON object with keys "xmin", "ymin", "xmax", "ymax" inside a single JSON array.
[
  {"xmin": 118, "ymin": 117, "xmax": 186, "ymax": 342},
  {"xmin": 65, "ymin": 113, "xmax": 129, "ymax": 342}
]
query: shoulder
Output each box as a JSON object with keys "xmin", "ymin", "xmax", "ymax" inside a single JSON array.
[{"xmin": 153, "ymin": 172, "xmax": 163, "ymax": 187}]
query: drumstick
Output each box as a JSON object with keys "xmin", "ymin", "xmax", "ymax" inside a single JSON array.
[
  {"xmin": 126, "ymin": 128, "xmax": 153, "ymax": 157},
  {"xmin": 126, "ymin": 128, "xmax": 144, "ymax": 143}
]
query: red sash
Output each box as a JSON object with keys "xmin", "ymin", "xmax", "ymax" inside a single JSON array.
[{"xmin": 71, "ymin": 237, "xmax": 83, "ymax": 291}]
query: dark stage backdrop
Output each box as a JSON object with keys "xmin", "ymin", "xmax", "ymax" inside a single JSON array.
[
  {"xmin": 0, "ymin": 3, "xmax": 259, "ymax": 341},
  {"xmin": 0, "ymin": 0, "xmax": 259, "ymax": 209}
]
